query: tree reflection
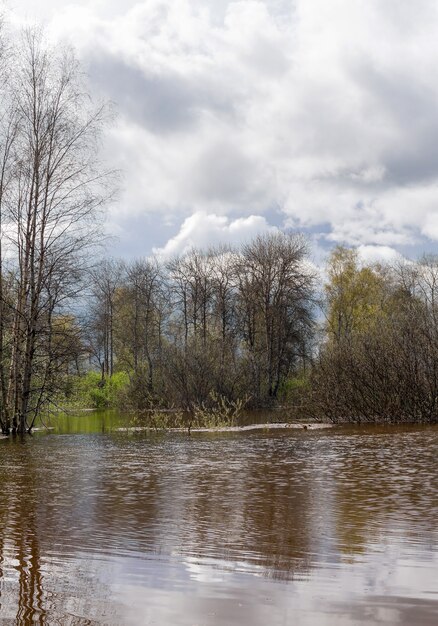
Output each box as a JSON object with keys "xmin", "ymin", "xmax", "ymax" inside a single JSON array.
[
  {"xmin": 95, "ymin": 434, "xmax": 317, "ymax": 581},
  {"xmin": 15, "ymin": 509, "xmax": 45, "ymax": 624},
  {"xmin": 0, "ymin": 441, "xmax": 45, "ymax": 624},
  {"xmin": 0, "ymin": 428, "xmax": 436, "ymax": 623},
  {"xmin": 333, "ymin": 429, "xmax": 438, "ymax": 557}
]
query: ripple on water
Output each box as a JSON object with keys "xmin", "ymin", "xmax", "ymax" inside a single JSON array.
[{"xmin": 0, "ymin": 425, "xmax": 437, "ymax": 624}]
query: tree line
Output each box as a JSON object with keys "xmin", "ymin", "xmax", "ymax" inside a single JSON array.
[
  {"xmin": 84, "ymin": 234, "xmax": 315, "ymax": 414},
  {"xmin": 82, "ymin": 245, "xmax": 438, "ymax": 427}
]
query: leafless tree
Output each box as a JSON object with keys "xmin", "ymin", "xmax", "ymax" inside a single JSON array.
[
  {"xmin": 118, "ymin": 257, "xmax": 167, "ymax": 390},
  {"xmin": 235, "ymin": 233, "xmax": 315, "ymax": 403},
  {"xmin": 88, "ymin": 259, "xmax": 125, "ymax": 379},
  {"xmin": 0, "ymin": 27, "xmax": 112, "ymax": 433}
]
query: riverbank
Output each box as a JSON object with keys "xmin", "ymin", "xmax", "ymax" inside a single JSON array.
[{"xmin": 116, "ymin": 422, "xmax": 332, "ymax": 433}]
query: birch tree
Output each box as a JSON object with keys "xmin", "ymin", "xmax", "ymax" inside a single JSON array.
[{"xmin": 0, "ymin": 28, "xmax": 111, "ymax": 433}]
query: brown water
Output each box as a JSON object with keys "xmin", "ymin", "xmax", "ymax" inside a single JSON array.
[{"xmin": 0, "ymin": 422, "xmax": 437, "ymax": 625}]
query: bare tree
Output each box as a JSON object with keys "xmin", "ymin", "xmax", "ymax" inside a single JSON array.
[
  {"xmin": 81, "ymin": 237, "xmax": 316, "ymax": 413},
  {"xmin": 0, "ymin": 33, "xmax": 18, "ymax": 432},
  {"xmin": 88, "ymin": 259, "xmax": 125, "ymax": 379},
  {"xmin": 118, "ymin": 257, "xmax": 166, "ymax": 388},
  {"xmin": 167, "ymin": 249, "xmax": 215, "ymax": 348},
  {"xmin": 0, "ymin": 28, "xmax": 112, "ymax": 433},
  {"xmin": 235, "ymin": 233, "xmax": 315, "ymax": 403}
]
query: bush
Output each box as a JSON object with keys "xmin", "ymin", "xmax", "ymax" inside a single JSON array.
[
  {"xmin": 278, "ymin": 373, "xmax": 310, "ymax": 405},
  {"xmin": 65, "ymin": 371, "xmax": 130, "ymax": 409}
]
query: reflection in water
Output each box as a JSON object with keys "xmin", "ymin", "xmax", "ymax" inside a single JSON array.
[
  {"xmin": 333, "ymin": 430, "xmax": 438, "ymax": 558},
  {"xmin": 16, "ymin": 507, "xmax": 44, "ymax": 624},
  {"xmin": 0, "ymin": 442, "xmax": 45, "ymax": 624},
  {"xmin": 0, "ymin": 425, "xmax": 437, "ymax": 624}
]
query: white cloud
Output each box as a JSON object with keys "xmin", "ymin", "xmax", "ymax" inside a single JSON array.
[
  {"xmin": 7, "ymin": 0, "xmax": 438, "ymax": 255},
  {"xmin": 357, "ymin": 245, "xmax": 402, "ymax": 264},
  {"xmin": 152, "ymin": 211, "xmax": 277, "ymax": 256}
]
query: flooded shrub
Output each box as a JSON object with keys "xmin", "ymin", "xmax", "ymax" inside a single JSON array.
[{"xmin": 309, "ymin": 249, "xmax": 438, "ymax": 424}]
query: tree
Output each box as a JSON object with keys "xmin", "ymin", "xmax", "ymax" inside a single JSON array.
[
  {"xmin": 310, "ymin": 251, "xmax": 438, "ymax": 424},
  {"xmin": 115, "ymin": 257, "xmax": 167, "ymax": 395},
  {"xmin": 325, "ymin": 246, "xmax": 388, "ymax": 340},
  {"xmin": 235, "ymin": 232, "xmax": 315, "ymax": 403},
  {"xmin": 0, "ymin": 28, "xmax": 111, "ymax": 433},
  {"xmin": 88, "ymin": 259, "xmax": 125, "ymax": 379},
  {"xmin": 167, "ymin": 249, "xmax": 214, "ymax": 349}
]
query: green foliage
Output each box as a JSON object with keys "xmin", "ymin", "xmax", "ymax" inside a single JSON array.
[
  {"xmin": 278, "ymin": 373, "xmax": 310, "ymax": 404},
  {"xmin": 310, "ymin": 253, "xmax": 438, "ymax": 424},
  {"xmin": 60, "ymin": 371, "xmax": 130, "ymax": 409},
  {"xmin": 325, "ymin": 246, "xmax": 388, "ymax": 339}
]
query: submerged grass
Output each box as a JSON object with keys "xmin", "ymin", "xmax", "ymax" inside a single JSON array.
[{"xmin": 129, "ymin": 392, "xmax": 249, "ymax": 434}]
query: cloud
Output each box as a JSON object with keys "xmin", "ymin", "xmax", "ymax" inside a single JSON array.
[
  {"xmin": 7, "ymin": 0, "xmax": 438, "ymax": 256},
  {"xmin": 152, "ymin": 211, "xmax": 277, "ymax": 257},
  {"xmin": 357, "ymin": 245, "xmax": 402, "ymax": 264}
]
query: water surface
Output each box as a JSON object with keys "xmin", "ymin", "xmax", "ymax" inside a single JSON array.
[{"xmin": 0, "ymin": 419, "xmax": 437, "ymax": 624}]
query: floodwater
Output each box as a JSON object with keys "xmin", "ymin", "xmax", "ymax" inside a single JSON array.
[{"xmin": 0, "ymin": 417, "xmax": 437, "ymax": 625}]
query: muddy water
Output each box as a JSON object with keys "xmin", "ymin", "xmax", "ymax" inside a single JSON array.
[{"xmin": 0, "ymin": 423, "xmax": 437, "ymax": 625}]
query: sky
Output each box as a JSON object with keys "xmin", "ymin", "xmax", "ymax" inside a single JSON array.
[{"xmin": 5, "ymin": 0, "xmax": 438, "ymax": 263}]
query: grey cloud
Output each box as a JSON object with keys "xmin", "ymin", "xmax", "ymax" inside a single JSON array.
[
  {"xmin": 282, "ymin": 51, "xmax": 438, "ymax": 215},
  {"xmin": 189, "ymin": 141, "xmax": 261, "ymax": 203},
  {"xmin": 350, "ymin": 61, "xmax": 438, "ymax": 185},
  {"xmin": 89, "ymin": 56, "xmax": 199, "ymax": 133},
  {"xmin": 88, "ymin": 54, "xmax": 237, "ymax": 134},
  {"xmin": 386, "ymin": 138, "xmax": 438, "ymax": 187}
]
